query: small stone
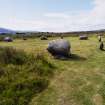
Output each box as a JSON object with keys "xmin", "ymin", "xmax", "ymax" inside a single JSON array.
[
  {"xmin": 40, "ymin": 36, "xmax": 48, "ymax": 40},
  {"xmin": 79, "ymin": 35, "xmax": 88, "ymax": 40},
  {"xmin": 4, "ymin": 37, "xmax": 13, "ymax": 42}
]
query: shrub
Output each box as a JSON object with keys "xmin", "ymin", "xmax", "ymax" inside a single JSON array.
[
  {"xmin": 0, "ymin": 47, "xmax": 27, "ymax": 65},
  {"xmin": 0, "ymin": 47, "xmax": 55, "ymax": 105}
]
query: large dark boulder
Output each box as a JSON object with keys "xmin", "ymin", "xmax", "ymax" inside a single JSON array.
[
  {"xmin": 47, "ymin": 39, "xmax": 70, "ymax": 57},
  {"xmin": 79, "ymin": 35, "xmax": 88, "ymax": 40},
  {"xmin": 4, "ymin": 37, "xmax": 13, "ymax": 42}
]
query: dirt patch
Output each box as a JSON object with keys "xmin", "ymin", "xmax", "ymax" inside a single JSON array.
[{"xmin": 92, "ymin": 94, "xmax": 103, "ymax": 105}]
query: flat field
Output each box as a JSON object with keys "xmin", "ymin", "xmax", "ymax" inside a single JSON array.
[{"xmin": 0, "ymin": 36, "xmax": 105, "ymax": 105}]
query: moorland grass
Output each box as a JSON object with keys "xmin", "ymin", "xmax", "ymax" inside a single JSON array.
[
  {"xmin": 0, "ymin": 37, "xmax": 105, "ymax": 105},
  {"xmin": 0, "ymin": 47, "xmax": 55, "ymax": 105}
]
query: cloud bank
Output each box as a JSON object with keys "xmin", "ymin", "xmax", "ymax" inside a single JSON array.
[
  {"xmin": 1, "ymin": 0, "xmax": 105, "ymax": 32},
  {"xmin": 42, "ymin": 0, "xmax": 105, "ymax": 32}
]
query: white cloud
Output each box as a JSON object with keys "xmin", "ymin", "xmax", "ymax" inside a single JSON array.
[
  {"xmin": 45, "ymin": 13, "xmax": 70, "ymax": 19},
  {"xmin": 43, "ymin": 0, "xmax": 105, "ymax": 32},
  {"xmin": 0, "ymin": 19, "xmax": 48, "ymax": 31},
  {"xmin": 1, "ymin": 0, "xmax": 105, "ymax": 32}
]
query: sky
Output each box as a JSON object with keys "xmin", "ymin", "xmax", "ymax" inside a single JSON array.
[{"xmin": 0, "ymin": 0, "xmax": 105, "ymax": 32}]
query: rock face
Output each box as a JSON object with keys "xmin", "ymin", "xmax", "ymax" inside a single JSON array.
[
  {"xmin": 79, "ymin": 35, "xmax": 88, "ymax": 40},
  {"xmin": 4, "ymin": 37, "xmax": 13, "ymax": 42},
  {"xmin": 47, "ymin": 39, "xmax": 70, "ymax": 57}
]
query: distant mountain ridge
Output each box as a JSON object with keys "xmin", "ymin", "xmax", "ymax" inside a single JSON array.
[
  {"xmin": 0, "ymin": 27, "xmax": 105, "ymax": 34},
  {"xmin": 0, "ymin": 28, "xmax": 15, "ymax": 34}
]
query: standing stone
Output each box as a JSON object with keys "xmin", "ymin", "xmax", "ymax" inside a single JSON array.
[
  {"xmin": 4, "ymin": 37, "xmax": 13, "ymax": 42},
  {"xmin": 79, "ymin": 35, "xmax": 88, "ymax": 40},
  {"xmin": 100, "ymin": 42, "xmax": 104, "ymax": 50},
  {"xmin": 47, "ymin": 39, "xmax": 70, "ymax": 57},
  {"xmin": 98, "ymin": 35, "xmax": 102, "ymax": 42},
  {"xmin": 40, "ymin": 36, "xmax": 48, "ymax": 40}
]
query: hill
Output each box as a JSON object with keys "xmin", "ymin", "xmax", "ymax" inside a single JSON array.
[{"xmin": 0, "ymin": 28, "xmax": 15, "ymax": 34}]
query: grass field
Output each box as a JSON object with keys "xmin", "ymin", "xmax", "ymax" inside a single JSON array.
[{"xmin": 0, "ymin": 36, "xmax": 105, "ymax": 105}]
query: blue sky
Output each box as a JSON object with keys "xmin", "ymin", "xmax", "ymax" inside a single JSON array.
[{"xmin": 0, "ymin": 0, "xmax": 105, "ymax": 32}]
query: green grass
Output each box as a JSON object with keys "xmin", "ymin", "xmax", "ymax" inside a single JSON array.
[
  {"xmin": 0, "ymin": 47, "xmax": 55, "ymax": 105},
  {"xmin": 0, "ymin": 36, "xmax": 105, "ymax": 105}
]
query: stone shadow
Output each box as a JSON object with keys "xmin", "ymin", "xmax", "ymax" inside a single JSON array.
[
  {"xmin": 54, "ymin": 53, "xmax": 86, "ymax": 61},
  {"xmin": 100, "ymin": 49, "xmax": 105, "ymax": 51}
]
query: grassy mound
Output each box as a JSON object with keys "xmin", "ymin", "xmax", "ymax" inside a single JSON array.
[{"xmin": 0, "ymin": 47, "xmax": 55, "ymax": 105}]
